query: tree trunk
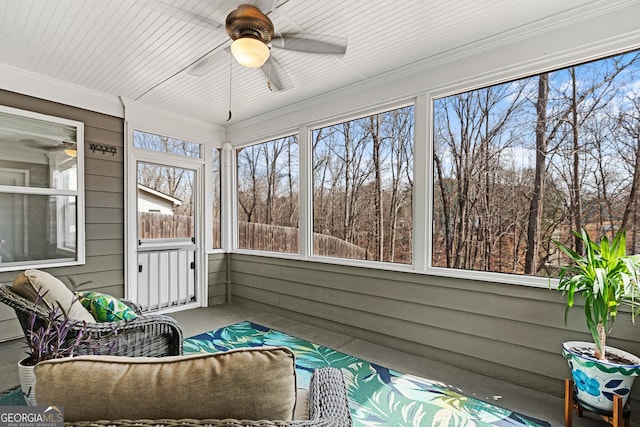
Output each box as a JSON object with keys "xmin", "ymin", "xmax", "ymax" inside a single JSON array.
[
  {"xmin": 434, "ymin": 153, "xmax": 452, "ymax": 267},
  {"xmin": 370, "ymin": 115, "xmax": 384, "ymax": 261},
  {"xmin": 482, "ymin": 91, "xmax": 491, "ymax": 271},
  {"xmin": 570, "ymin": 68, "xmax": 583, "ymax": 253},
  {"xmin": 343, "ymin": 123, "xmax": 352, "ymax": 242},
  {"xmin": 525, "ymin": 73, "xmax": 549, "ymax": 274},
  {"xmin": 287, "ymin": 139, "xmax": 296, "ymax": 225},
  {"xmin": 621, "ymin": 132, "xmax": 640, "ymax": 232}
]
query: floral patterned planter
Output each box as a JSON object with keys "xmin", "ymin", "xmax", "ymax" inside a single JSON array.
[{"xmin": 563, "ymin": 341, "xmax": 640, "ymax": 412}]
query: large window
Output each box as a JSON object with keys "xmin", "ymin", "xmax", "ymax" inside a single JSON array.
[
  {"xmin": 237, "ymin": 136, "xmax": 299, "ymax": 253},
  {"xmin": 0, "ymin": 106, "xmax": 84, "ymax": 270},
  {"xmin": 312, "ymin": 106, "xmax": 414, "ymax": 264},
  {"xmin": 432, "ymin": 49, "xmax": 640, "ymax": 276}
]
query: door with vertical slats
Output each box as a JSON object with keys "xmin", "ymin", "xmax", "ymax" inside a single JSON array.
[
  {"xmin": 137, "ymin": 238, "xmax": 195, "ymax": 311},
  {"xmin": 136, "ymin": 162, "xmax": 197, "ymax": 312}
]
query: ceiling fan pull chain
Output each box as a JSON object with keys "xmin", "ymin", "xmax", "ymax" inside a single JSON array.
[
  {"xmin": 227, "ymin": 54, "xmax": 233, "ymax": 122},
  {"xmin": 267, "ymin": 59, "xmax": 273, "ymax": 91}
]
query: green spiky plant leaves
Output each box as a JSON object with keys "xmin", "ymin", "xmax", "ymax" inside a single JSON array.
[{"xmin": 553, "ymin": 228, "xmax": 640, "ymax": 360}]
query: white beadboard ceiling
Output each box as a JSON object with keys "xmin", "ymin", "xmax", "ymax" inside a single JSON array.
[{"xmin": 0, "ymin": 0, "xmax": 630, "ymax": 126}]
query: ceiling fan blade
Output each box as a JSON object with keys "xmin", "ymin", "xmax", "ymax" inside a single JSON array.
[
  {"xmin": 271, "ymin": 33, "xmax": 347, "ymax": 55},
  {"xmin": 261, "ymin": 56, "xmax": 293, "ymax": 91},
  {"xmin": 187, "ymin": 49, "xmax": 230, "ymax": 77},
  {"xmin": 135, "ymin": 0, "xmax": 225, "ymax": 32}
]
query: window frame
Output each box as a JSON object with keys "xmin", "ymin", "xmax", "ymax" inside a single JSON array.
[
  {"xmin": 231, "ymin": 101, "xmax": 421, "ymax": 273},
  {"xmin": 222, "ymin": 22, "xmax": 640, "ymax": 288},
  {"xmin": 0, "ymin": 105, "xmax": 85, "ymax": 271},
  {"xmin": 229, "ymin": 50, "xmax": 640, "ymax": 288},
  {"xmin": 234, "ymin": 133, "xmax": 301, "ymax": 255},
  {"xmin": 309, "ymin": 103, "xmax": 416, "ymax": 266},
  {"xmin": 424, "ymin": 48, "xmax": 640, "ymax": 289}
]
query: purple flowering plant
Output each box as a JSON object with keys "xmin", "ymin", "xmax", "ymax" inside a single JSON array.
[{"xmin": 23, "ymin": 289, "xmax": 91, "ymax": 365}]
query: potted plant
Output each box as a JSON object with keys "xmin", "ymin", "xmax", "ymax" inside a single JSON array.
[
  {"xmin": 553, "ymin": 227, "xmax": 640, "ymax": 411},
  {"xmin": 19, "ymin": 290, "xmax": 90, "ymax": 405}
]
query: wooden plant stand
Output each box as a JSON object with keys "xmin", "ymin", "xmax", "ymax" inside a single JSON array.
[{"xmin": 564, "ymin": 378, "xmax": 630, "ymax": 427}]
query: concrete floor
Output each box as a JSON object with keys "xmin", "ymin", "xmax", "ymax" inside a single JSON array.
[{"xmin": 1, "ymin": 303, "xmax": 638, "ymax": 426}]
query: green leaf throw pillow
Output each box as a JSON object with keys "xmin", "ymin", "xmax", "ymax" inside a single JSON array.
[{"xmin": 76, "ymin": 291, "xmax": 138, "ymax": 322}]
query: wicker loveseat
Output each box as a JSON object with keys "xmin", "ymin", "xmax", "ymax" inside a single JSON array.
[
  {"xmin": 0, "ymin": 276, "xmax": 183, "ymax": 357},
  {"xmin": 34, "ymin": 347, "xmax": 352, "ymax": 427}
]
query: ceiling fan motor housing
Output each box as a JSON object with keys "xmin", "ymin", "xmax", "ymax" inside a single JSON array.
[{"xmin": 226, "ymin": 4, "xmax": 274, "ymax": 43}]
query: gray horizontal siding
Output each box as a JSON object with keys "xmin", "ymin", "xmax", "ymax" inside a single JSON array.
[
  {"xmin": 0, "ymin": 90, "xmax": 124, "ymax": 341},
  {"xmin": 229, "ymin": 253, "xmax": 640, "ymax": 405},
  {"xmin": 207, "ymin": 253, "xmax": 227, "ymax": 305},
  {"xmin": 0, "ymin": 300, "xmax": 22, "ymax": 339}
]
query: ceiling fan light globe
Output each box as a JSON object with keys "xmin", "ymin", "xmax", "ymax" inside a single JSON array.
[{"xmin": 231, "ymin": 38, "xmax": 270, "ymax": 68}]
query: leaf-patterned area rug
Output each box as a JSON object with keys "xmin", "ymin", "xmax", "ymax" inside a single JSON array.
[{"xmin": 183, "ymin": 321, "xmax": 550, "ymax": 427}]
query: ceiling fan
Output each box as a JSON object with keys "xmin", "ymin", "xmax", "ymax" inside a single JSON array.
[{"xmin": 143, "ymin": 1, "xmax": 348, "ymax": 92}]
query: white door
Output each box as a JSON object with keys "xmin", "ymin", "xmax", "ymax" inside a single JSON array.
[
  {"xmin": 135, "ymin": 161, "xmax": 198, "ymax": 312},
  {"xmin": 125, "ymin": 125, "xmax": 209, "ymax": 313}
]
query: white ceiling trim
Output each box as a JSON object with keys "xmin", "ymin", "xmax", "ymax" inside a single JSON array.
[
  {"xmin": 0, "ymin": 61, "xmax": 229, "ymax": 135},
  {"xmin": 122, "ymin": 98, "xmax": 225, "ymax": 146},
  {"xmin": 417, "ymin": 0, "xmax": 640, "ymax": 75},
  {"xmin": 0, "ymin": 62, "xmax": 123, "ymax": 118}
]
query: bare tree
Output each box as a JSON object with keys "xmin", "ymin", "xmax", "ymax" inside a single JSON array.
[
  {"xmin": 617, "ymin": 95, "xmax": 640, "ymax": 234},
  {"xmin": 237, "ymin": 145, "xmax": 261, "ymax": 223},
  {"xmin": 434, "ymin": 49, "xmax": 640, "ymax": 275},
  {"xmin": 369, "ymin": 114, "xmax": 385, "ymax": 260},
  {"xmin": 312, "ymin": 106, "xmax": 414, "ymax": 263},
  {"xmin": 385, "ymin": 108, "xmax": 414, "ymax": 262},
  {"xmin": 525, "ymin": 73, "xmax": 549, "ymax": 274},
  {"xmin": 433, "ymin": 83, "xmax": 526, "ymax": 270}
]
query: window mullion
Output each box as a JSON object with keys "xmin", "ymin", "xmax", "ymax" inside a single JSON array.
[
  {"xmin": 298, "ymin": 126, "xmax": 311, "ymax": 258},
  {"xmin": 414, "ymin": 94, "xmax": 428, "ymax": 271},
  {"xmin": 0, "ymin": 186, "xmax": 78, "ymax": 196}
]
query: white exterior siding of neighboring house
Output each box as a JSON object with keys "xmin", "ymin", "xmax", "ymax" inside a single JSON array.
[{"xmin": 137, "ymin": 184, "xmax": 181, "ymax": 214}]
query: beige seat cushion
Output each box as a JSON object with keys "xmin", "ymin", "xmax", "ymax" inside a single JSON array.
[
  {"xmin": 12, "ymin": 270, "xmax": 95, "ymax": 323},
  {"xmin": 294, "ymin": 389, "xmax": 309, "ymax": 420},
  {"xmin": 34, "ymin": 346, "xmax": 298, "ymax": 422}
]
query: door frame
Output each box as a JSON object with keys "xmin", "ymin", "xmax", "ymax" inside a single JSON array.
[{"xmin": 124, "ymin": 124, "xmax": 208, "ymax": 313}]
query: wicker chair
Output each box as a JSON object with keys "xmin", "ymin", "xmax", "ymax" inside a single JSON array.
[{"xmin": 0, "ymin": 283, "xmax": 183, "ymax": 357}]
